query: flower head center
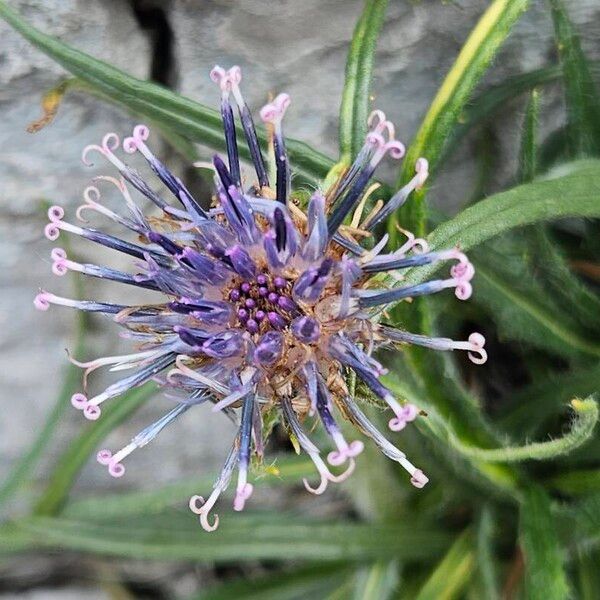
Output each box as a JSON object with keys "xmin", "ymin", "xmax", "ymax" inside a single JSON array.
[{"xmin": 228, "ymin": 272, "xmax": 300, "ymax": 334}]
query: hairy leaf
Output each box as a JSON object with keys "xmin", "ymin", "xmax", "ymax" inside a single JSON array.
[
  {"xmin": 11, "ymin": 513, "xmax": 451, "ymax": 562},
  {"xmin": 451, "ymin": 398, "xmax": 598, "ymax": 463},
  {"xmin": 520, "ymin": 486, "xmax": 570, "ymax": 600},
  {"xmin": 339, "ymin": 0, "xmax": 388, "ymax": 160},
  {"xmin": 548, "ymin": 0, "xmax": 600, "ymax": 156},
  {"xmin": 415, "ymin": 530, "xmax": 475, "ymax": 600},
  {"xmin": 352, "ymin": 561, "xmax": 399, "ymax": 600},
  {"xmin": 191, "ymin": 563, "xmax": 351, "ymax": 600}
]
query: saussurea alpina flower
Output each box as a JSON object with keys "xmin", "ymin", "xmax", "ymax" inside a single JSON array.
[{"xmin": 35, "ymin": 66, "xmax": 487, "ymax": 531}]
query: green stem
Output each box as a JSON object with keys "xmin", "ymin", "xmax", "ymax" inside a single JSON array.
[
  {"xmin": 454, "ymin": 398, "xmax": 598, "ymax": 463},
  {"xmin": 339, "ymin": 0, "xmax": 388, "ymax": 161}
]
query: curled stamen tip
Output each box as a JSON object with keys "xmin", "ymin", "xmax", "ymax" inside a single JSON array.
[
  {"xmin": 409, "ymin": 237, "xmax": 429, "ymax": 254},
  {"xmin": 384, "ymin": 140, "xmax": 405, "ymax": 159},
  {"xmin": 469, "ymin": 349, "xmax": 488, "ymax": 365},
  {"xmin": 83, "ymin": 185, "xmax": 101, "ymax": 205},
  {"xmin": 260, "ymin": 93, "xmax": 291, "ymax": 123},
  {"xmin": 415, "ymin": 157, "xmax": 429, "ymax": 187},
  {"xmin": 188, "ymin": 494, "xmax": 206, "ymax": 515},
  {"xmin": 410, "ymin": 469, "xmax": 429, "ymax": 489},
  {"xmin": 51, "ymin": 247, "xmax": 67, "ymax": 261},
  {"xmin": 233, "ymin": 483, "xmax": 254, "ymax": 511},
  {"xmin": 96, "ymin": 449, "xmax": 113, "ymax": 465},
  {"xmin": 44, "ymin": 223, "xmax": 60, "ymax": 241},
  {"xmin": 123, "ymin": 137, "xmax": 137, "ymax": 153},
  {"xmin": 366, "ymin": 131, "xmax": 385, "ymax": 148},
  {"xmin": 200, "ymin": 512, "xmax": 220, "ymax": 532},
  {"xmin": 415, "ymin": 157, "xmax": 428, "ymax": 172},
  {"xmin": 34, "ymin": 292, "xmax": 51, "ymax": 311},
  {"xmin": 71, "ymin": 393, "xmax": 88, "ymax": 410},
  {"xmin": 367, "ymin": 109, "xmax": 386, "ymax": 128},
  {"xmin": 108, "ymin": 461, "xmax": 125, "ymax": 478},
  {"xmin": 327, "ymin": 439, "xmax": 363, "ymax": 466},
  {"xmin": 83, "ymin": 404, "xmax": 101, "ymax": 421},
  {"xmin": 210, "ymin": 65, "xmax": 227, "ymax": 84},
  {"xmin": 327, "ymin": 450, "xmax": 346, "ymax": 467},
  {"xmin": 348, "ymin": 440, "xmax": 364, "ymax": 457},
  {"xmin": 47, "ymin": 205, "xmax": 64, "ymax": 222},
  {"xmin": 123, "ymin": 124, "xmax": 150, "ymax": 153},
  {"xmin": 51, "ymin": 251, "xmax": 68, "ymax": 276},
  {"xmin": 134, "ymin": 124, "xmax": 150, "ymax": 140},
  {"xmin": 468, "ymin": 333, "xmax": 487, "ymax": 365},
  {"xmin": 469, "ymin": 332, "xmax": 485, "ymax": 347},
  {"xmin": 228, "ymin": 65, "xmax": 242, "ymax": 85},
  {"xmin": 303, "ymin": 475, "xmax": 328, "ymax": 495},
  {"xmin": 455, "ymin": 282, "xmax": 473, "ymax": 300},
  {"xmin": 102, "ymin": 132, "xmax": 120, "ymax": 153},
  {"xmin": 451, "ymin": 260, "xmax": 475, "ymax": 281},
  {"xmin": 388, "ymin": 417, "xmax": 407, "ymax": 432},
  {"xmin": 81, "ymin": 144, "xmax": 101, "ymax": 166},
  {"xmin": 51, "ymin": 261, "xmax": 67, "ymax": 276},
  {"xmin": 329, "ymin": 458, "xmax": 356, "ymax": 483},
  {"xmin": 403, "ymin": 403, "xmax": 419, "ymax": 421},
  {"xmin": 389, "ymin": 404, "xmax": 418, "ymax": 432}
]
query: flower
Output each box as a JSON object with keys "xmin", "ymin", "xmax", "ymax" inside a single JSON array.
[{"xmin": 34, "ymin": 65, "xmax": 487, "ymax": 532}]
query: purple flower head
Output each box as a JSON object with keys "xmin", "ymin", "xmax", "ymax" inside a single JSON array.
[{"xmin": 35, "ymin": 65, "xmax": 487, "ymax": 532}]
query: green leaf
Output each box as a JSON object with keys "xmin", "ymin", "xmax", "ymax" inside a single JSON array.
[
  {"xmin": 0, "ymin": 522, "xmax": 37, "ymax": 556},
  {"xmin": 353, "ymin": 561, "xmax": 399, "ymax": 600},
  {"xmin": 523, "ymin": 225, "xmax": 600, "ymax": 335},
  {"xmin": 476, "ymin": 507, "xmax": 500, "ymax": 600},
  {"xmin": 547, "ymin": 0, "xmax": 600, "ymax": 156},
  {"xmin": 445, "ymin": 62, "xmax": 600, "ymax": 165},
  {"xmin": 520, "ymin": 485, "xmax": 570, "ymax": 600},
  {"xmin": 34, "ymin": 384, "xmax": 156, "ymax": 516},
  {"xmin": 415, "ymin": 530, "xmax": 475, "ymax": 600},
  {"xmin": 63, "ymin": 455, "xmax": 315, "ymax": 520},
  {"xmin": 518, "ymin": 88, "xmax": 540, "ymax": 182},
  {"xmin": 392, "ymin": 0, "xmax": 529, "ymax": 236},
  {"xmin": 339, "ymin": 0, "xmax": 388, "ymax": 161},
  {"xmin": 545, "ymin": 469, "xmax": 600, "ymax": 496},
  {"xmin": 566, "ymin": 493, "xmax": 600, "ymax": 549},
  {"xmin": 0, "ymin": 1, "xmax": 334, "ymax": 185},
  {"xmin": 473, "ymin": 250, "xmax": 600, "ymax": 358},
  {"xmin": 511, "ymin": 85, "xmax": 600, "ymax": 353},
  {"xmin": 577, "ymin": 548, "xmax": 600, "ymax": 600},
  {"xmin": 10, "ymin": 513, "xmax": 451, "ymax": 562},
  {"xmin": 191, "ymin": 563, "xmax": 351, "ymax": 600},
  {"xmin": 450, "ymin": 398, "xmax": 598, "ymax": 463},
  {"xmin": 381, "ymin": 160, "xmax": 600, "ymax": 297}
]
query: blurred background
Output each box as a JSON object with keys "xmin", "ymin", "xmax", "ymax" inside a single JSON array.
[{"xmin": 1, "ymin": 0, "xmax": 599, "ymax": 598}]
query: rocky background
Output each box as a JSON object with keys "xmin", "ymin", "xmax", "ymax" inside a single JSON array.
[{"xmin": 1, "ymin": 0, "xmax": 599, "ymax": 597}]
